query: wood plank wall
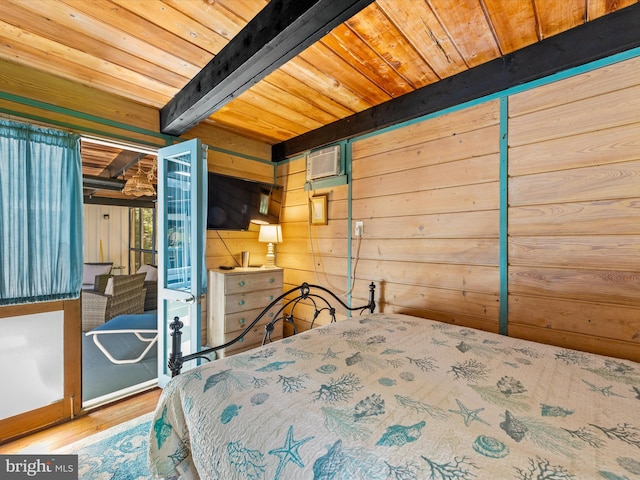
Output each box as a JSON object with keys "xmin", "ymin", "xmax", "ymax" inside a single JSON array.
[
  {"xmin": 276, "ymin": 54, "xmax": 640, "ymax": 362},
  {"xmin": 276, "ymin": 100, "xmax": 502, "ymax": 334},
  {"xmin": 507, "ymin": 55, "xmax": 640, "ymax": 361},
  {"xmin": 276, "ymin": 158, "xmax": 352, "ymax": 332},
  {"xmin": 351, "ymin": 101, "xmax": 502, "ymax": 332}
]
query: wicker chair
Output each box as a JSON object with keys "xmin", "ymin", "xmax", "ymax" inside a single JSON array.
[
  {"xmin": 93, "ymin": 273, "xmax": 112, "ymax": 293},
  {"xmin": 95, "ymin": 274, "xmax": 157, "ymax": 312},
  {"xmin": 81, "ymin": 262, "xmax": 113, "ymax": 290},
  {"xmin": 143, "ymin": 280, "xmax": 157, "ymax": 311},
  {"xmin": 82, "ymin": 273, "xmax": 147, "ymax": 331}
]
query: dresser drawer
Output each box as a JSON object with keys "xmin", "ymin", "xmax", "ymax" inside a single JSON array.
[
  {"xmin": 223, "ymin": 307, "xmax": 277, "ymax": 333},
  {"xmin": 224, "ymin": 287, "xmax": 281, "ymax": 314},
  {"xmin": 207, "ymin": 267, "xmax": 283, "ymax": 358},
  {"xmin": 225, "ymin": 270, "xmax": 282, "ymax": 295}
]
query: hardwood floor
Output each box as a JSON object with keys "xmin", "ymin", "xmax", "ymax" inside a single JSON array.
[{"xmin": 0, "ymin": 388, "xmax": 161, "ymax": 454}]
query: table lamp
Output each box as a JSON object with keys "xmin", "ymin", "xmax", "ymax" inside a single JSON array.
[{"xmin": 258, "ymin": 224, "xmax": 283, "ymax": 267}]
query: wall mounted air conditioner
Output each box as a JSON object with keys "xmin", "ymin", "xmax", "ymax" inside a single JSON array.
[{"xmin": 306, "ymin": 145, "xmax": 341, "ymax": 182}]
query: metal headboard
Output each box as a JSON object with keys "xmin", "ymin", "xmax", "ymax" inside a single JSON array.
[{"xmin": 168, "ymin": 281, "xmax": 376, "ymax": 377}]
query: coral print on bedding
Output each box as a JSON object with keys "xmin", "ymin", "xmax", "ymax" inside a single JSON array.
[{"xmin": 148, "ymin": 313, "xmax": 640, "ymax": 479}]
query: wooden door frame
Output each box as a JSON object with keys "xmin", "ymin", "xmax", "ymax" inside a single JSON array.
[{"xmin": 0, "ymin": 299, "xmax": 81, "ymax": 443}]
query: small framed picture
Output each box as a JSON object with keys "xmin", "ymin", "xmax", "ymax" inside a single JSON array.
[{"xmin": 309, "ymin": 195, "xmax": 328, "ymax": 225}]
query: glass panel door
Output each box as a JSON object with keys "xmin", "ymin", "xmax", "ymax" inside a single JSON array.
[{"xmin": 156, "ymin": 139, "xmax": 206, "ymax": 387}]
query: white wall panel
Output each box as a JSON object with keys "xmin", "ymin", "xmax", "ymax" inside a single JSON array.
[{"xmin": 83, "ymin": 204, "xmax": 130, "ymax": 273}]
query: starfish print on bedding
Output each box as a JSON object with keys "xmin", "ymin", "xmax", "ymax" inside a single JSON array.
[
  {"xmin": 320, "ymin": 347, "xmax": 343, "ymax": 360},
  {"xmin": 582, "ymin": 380, "xmax": 624, "ymax": 397},
  {"xmin": 449, "ymin": 399, "xmax": 490, "ymax": 427},
  {"xmin": 268, "ymin": 425, "xmax": 314, "ymax": 480}
]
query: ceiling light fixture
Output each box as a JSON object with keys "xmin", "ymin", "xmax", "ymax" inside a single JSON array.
[{"xmin": 122, "ymin": 162, "xmax": 156, "ymax": 197}]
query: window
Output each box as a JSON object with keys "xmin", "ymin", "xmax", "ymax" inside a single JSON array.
[{"xmin": 129, "ymin": 207, "xmax": 156, "ymax": 272}]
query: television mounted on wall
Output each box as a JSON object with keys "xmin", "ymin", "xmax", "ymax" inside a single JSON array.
[{"xmin": 207, "ymin": 173, "xmax": 282, "ymax": 230}]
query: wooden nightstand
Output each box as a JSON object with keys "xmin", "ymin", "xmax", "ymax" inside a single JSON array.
[{"xmin": 207, "ymin": 267, "xmax": 283, "ymax": 357}]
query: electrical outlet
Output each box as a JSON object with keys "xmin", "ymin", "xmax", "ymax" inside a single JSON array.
[{"xmin": 355, "ymin": 221, "xmax": 363, "ymax": 237}]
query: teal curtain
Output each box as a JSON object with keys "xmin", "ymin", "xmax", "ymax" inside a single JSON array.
[{"xmin": 0, "ymin": 120, "xmax": 83, "ymax": 305}]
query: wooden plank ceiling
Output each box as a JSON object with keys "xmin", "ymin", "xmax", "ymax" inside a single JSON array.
[{"xmin": 0, "ymin": 0, "xmax": 637, "ymax": 200}]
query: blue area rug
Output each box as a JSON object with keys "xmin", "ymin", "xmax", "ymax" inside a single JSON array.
[{"xmin": 56, "ymin": 413, "xmax": 154, "ymax": 479}]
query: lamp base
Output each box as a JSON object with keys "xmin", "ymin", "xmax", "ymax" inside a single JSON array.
[{"xmin": 265, "ymin": 242, "xmax": 276, "ymax": 268}]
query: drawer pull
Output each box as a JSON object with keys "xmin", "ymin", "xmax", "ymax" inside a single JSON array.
[
  {"xmin": 239, "ymin": 299, "xmax": 245, "ymax": 306},
  {"xmin": 268, "ymin": 295, "xmax": 274, "ymax": 301},
  {"xmin": 239, "ymin": 318, "xmax": 245, "ymax": 325},
  {"xmin": 269, "ymin": 277, "xmax": 275, "ymax": 283},
  {"xmin": 239, "ymin": 337, "xmax": 244, "ymax": 343},
  {"xmin": 239, "ymin": 280, "xmax": 246, "ymax": 287}
]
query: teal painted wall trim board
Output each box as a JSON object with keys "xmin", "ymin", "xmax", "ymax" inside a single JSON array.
[
  {"xmin": 345, "ymin": 139, "xmax": 354, "ymax": 310},
  {"xmin": 304, "ymin": 175, "xmax": 348, "ymax": 191},
  {"xmin": 499, "ymin": 97, "xmax": 509, "ymax": 336},
  {"xmin": 206, "ymin": 144, "xmax": 272, "ymax": 165}
]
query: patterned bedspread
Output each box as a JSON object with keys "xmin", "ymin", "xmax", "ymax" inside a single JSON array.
[{"xmin": 148, "ymin": 313, "xmax": 640, "ymax": 479}]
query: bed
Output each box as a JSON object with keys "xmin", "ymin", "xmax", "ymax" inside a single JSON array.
[{"xmin": 148, "ymin": 284, "xmax": 640, "ymax": 479}]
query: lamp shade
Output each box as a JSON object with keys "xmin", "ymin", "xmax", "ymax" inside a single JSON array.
[{"xmin": 258, "ymin": 224, "xmax": 283, "ymax": 244}]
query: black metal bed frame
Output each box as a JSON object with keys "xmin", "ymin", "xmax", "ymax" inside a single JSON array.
[{"xmin": 168, "ymin": 281, "xmax": 376, "ymax": 376}]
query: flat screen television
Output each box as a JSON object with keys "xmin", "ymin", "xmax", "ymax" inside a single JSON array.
[{"xmin": 207, "ymin": 172, "xmax": 282, "ymax": 230}]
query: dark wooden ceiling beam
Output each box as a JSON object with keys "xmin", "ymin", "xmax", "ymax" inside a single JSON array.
[
  {"xmin": 160, "ymin": 0, "xmax": 375, "ymax": 136},
  {"xmin": 273, "ymin": 2, "xmax": 640, "ymax": 160},
  {"xmin": 102, "ymin": 150, "xmax": 145, "ymax": 179}
]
